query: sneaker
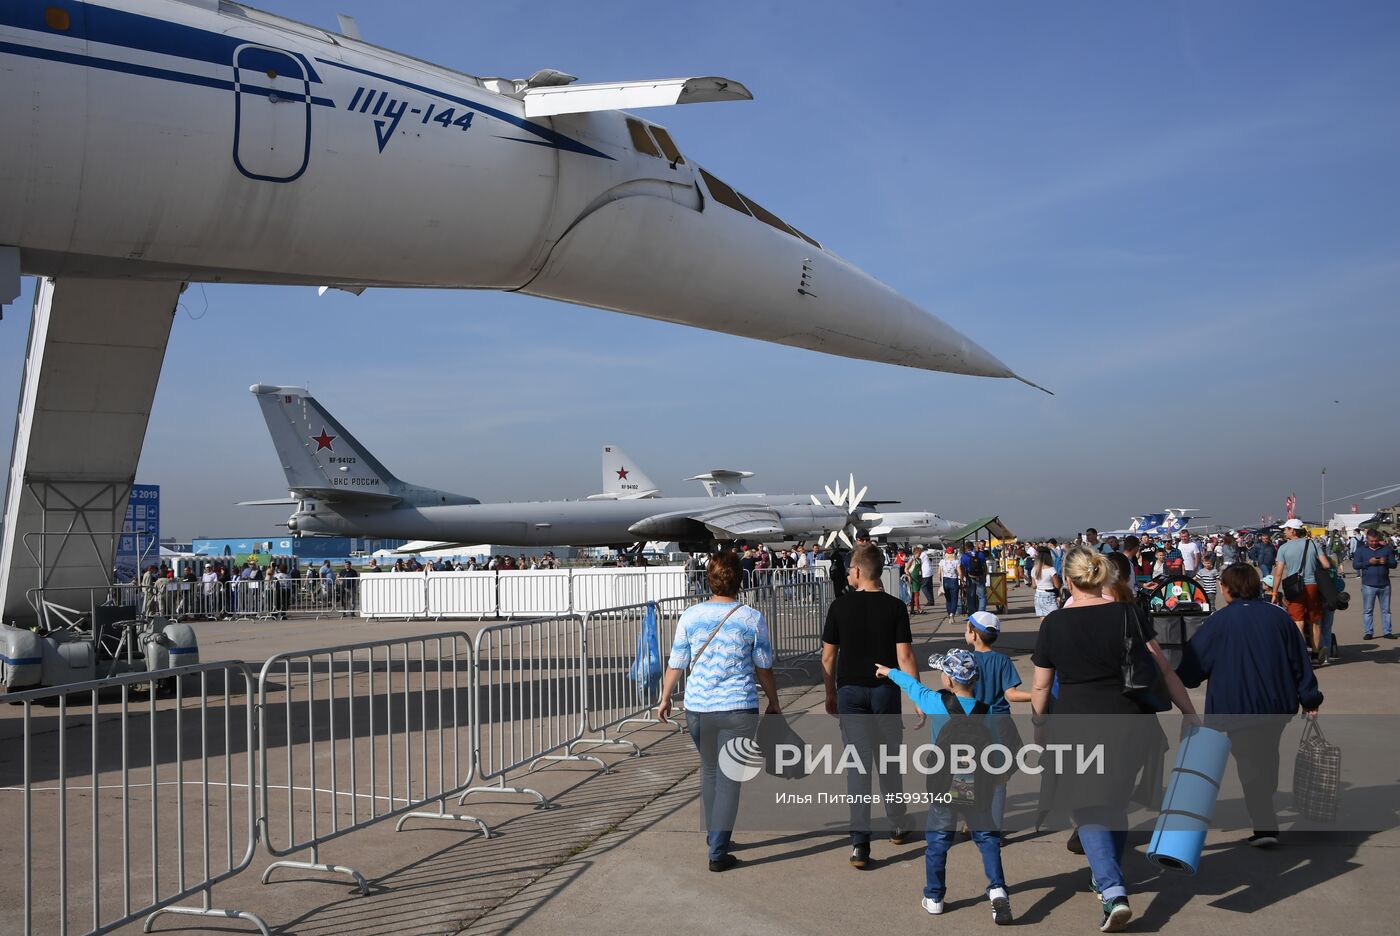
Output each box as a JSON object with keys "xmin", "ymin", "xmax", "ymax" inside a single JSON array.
[
  {"xmin": 1364, "ymin": 633, "xmax": 1373, "ymax": 640},
  {"xmin": 850, "ymin": 845, "xmax": 870, "ymax": 869},
  {"xmin": 1099, "ymin": 896, "xmax": 1132, "ymax": 932},
  {"xmin": 1089, "ymin": 876, "xmax": 1101, "ymax": 898},
  {"xmin": 1247, "ymin": 831, "xmax": 1278, "ymax": 848},
  {"xmin": 708, "ymin": 854, "xmax": 739, "ymax": 872},
  {"xmin": 989, "ymin": 887, "xmax": 1012, "ymax": 925},
  {"xmin": 1384, "ymin": 633, "xmax": 1397, "ymax": 640},
  {"xmin": 890, "ymin": 828, "xmax": 912, "ymax": 846},
  {"xmin": 922, "ymin": 897, "xmax": 945, "ymax": 915}
]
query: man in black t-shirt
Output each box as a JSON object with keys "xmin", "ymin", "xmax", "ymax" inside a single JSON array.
[{"xmin": 821, "ymin": 543, "xmax": 919, "ymax": 868}]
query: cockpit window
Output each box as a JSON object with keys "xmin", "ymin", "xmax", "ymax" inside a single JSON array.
[
  {"xmin": 649, "ymin": 126, "xmax": 685, "ymax": 165},
  {"xmin": 738, "ymin": 193, "xmax": 797, "ymax": 238},
  {"xmin": 626, "ymin": 118, "xmax": 661, "ymax": 157},
  {"xmin": 787, "ymin": 225, "xmax": 822, "ymax": 249},
  {"xmin": 698, "ymin": 168, "xmax": 823, "ymax": 249},
  {"xmin": 699, "ymin": 168, "xmax": 752, "ymax": 216}
]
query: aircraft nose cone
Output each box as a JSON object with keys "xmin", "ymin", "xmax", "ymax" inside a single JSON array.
[
  {"xmin": 522, "ymin": 193, "xmax": 1044, "ymax": 387},
  {"xmin": 809, "ymin": 253, "xmax": 1017, "ymax": 378}
]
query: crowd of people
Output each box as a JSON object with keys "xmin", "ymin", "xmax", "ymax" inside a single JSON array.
[
  {"xmin": 656, "ymin": 523, "xmax": 1386, "ymax": 932},
  {"xmin": 1000, "ymin": 523, "xmax": 1396, "ymax": 663},
  {"xmin": 130, "ymin": 557, "xmax": 363, "ymax": 618}
]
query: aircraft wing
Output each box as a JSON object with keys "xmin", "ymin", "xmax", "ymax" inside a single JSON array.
[
  {"xmin": 522, "ymin": 77, "xmax": 752, "ymax": 117},
  {"xmin": 691, "ymin": 504, "xmax": 788, "ymax": 539},
  {"xmin": 286, "ymin": 487, "xmax": 401, "ymax": 506},
  {"xmin": 629, "ymin": 503, "xmax": 788, "ymax": 540}
]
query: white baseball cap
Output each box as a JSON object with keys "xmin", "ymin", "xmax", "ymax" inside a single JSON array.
[{"xmin": 1281, "ymin": 518, "xmax": 1305, "ymax": 530}]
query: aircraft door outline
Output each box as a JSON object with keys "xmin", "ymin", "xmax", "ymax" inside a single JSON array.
[{"xmin": 232, "ymin": 43, "xmax": 312, "ymax": 183}]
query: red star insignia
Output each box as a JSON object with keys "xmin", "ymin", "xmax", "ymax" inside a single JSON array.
[
  {"xmin": 616, "ymin": 467, "xmax": 629, "ymax": 480},
  {"xmin": 311, "ymin": 429, "xmax": 336, "ymax": 452}
]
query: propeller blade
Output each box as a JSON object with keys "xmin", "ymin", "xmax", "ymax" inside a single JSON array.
[
  {"xmin": 825, "ymin": 484, "xmax": 841, "ymax": 505},
  {"xmin": 838, "ymin": 530, "xmax": 853, "ymax": 549},
  {"xmin": 851, "ymin": 485, "xmax": 868, "ymax": 512},
  {"xmin": 810, "ymin": 494, "xmax": 823, "ymax": 508},
  {"xmin": 822, "ymin": 530, "xmax": 838, "ymax": 549}
]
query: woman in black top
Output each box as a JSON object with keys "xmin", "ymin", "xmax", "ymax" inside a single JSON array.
[{"xmin": 1030, "ymin": 547, "xmax": 1197, "ymax": 933}]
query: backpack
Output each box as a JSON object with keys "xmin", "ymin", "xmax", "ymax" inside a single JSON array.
[
  {"xmin": 926, "ymin": 690, "xmax": 994, "ymax": 811},
  {"xmin": 967, "ymin": 551, "xmax": 988, "ymax": 579}
]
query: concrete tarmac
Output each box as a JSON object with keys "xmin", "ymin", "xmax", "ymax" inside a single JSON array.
[
  {"xmin": 474, "ymin": 582, "xmax": 1399, "ymax": 936},
  {"xmin": 3, "ymin": 581, "xmax": 1395, "ymax": 935}
]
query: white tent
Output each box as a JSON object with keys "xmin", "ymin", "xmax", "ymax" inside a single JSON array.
[{"xmin": 1328, "ymin": 513, "xmax": 1375, "ymax": 535}]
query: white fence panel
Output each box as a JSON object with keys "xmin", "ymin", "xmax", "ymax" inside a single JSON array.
[
  {"xmin": 497, "ymin": 570, "xmax": 571, "ymax": 617},
  {"xmin": 643, "ymin": 567, "xmax": 689, "ymax": 602},
  {"xmin": 358, "ymin": 572, "xmax": 427, "ymax": 619},
  {"xmin": 425, "ymin": 571, "xmax": 498, "ymax": 619},
  {"xmin": 570, "ymin": 569, "xmax": 645, "ymax": 614}
]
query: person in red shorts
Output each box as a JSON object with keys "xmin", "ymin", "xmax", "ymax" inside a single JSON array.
[{"xmin": 1269, "ymin": 519, "xmax": 1332, "ymax": 658}]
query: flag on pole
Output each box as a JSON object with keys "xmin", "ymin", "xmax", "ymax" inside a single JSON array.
[{"xmin": 1286, "ymin": 493, "xmax": 1297, "ymax": 519}]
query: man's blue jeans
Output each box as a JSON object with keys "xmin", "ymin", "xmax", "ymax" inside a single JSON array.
[
  {"xmin": 687, "ymin": 709, "xmax": 759, "ymax": 861},
  {"xmin": 924, "ymin": 804, "xmax": 1005, "ymax": 901},
  {"xmin": 837, "ymin": 684, "xmax": 906, "ymax": 846},
  {"xmin": 1362, "ymin": 583, "xmax": 1392, "ymax": 637},
  {"xmin": 969, "ymin": 579, "xmax": 988, "ymax": 612},
  {"xmin": 1073, "ymin": 807, "xmax": 1128, "ymax": 901}
]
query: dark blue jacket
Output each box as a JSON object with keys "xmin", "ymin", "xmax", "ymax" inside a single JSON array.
[
  {"xmin": 1352, "ymin": 542, "xmax": 1396, "ymax": 589},
  {"xmin": 1249, "ymin": 541, "xmax": 1277, "ymax": 568},
  {"xmin": 1176, "ymin": 600, "xmax": 1322, "ymax": 715}
]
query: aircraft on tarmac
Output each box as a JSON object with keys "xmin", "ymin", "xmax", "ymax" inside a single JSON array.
[
  {"xmin": 594, "ymin": 448, "xmax": 961, "ymax": 543},
  {"xmin": 864, "ymin": 511, "xmax": 963, "ymax": 545},
  {"xmin": 1098, "ymin": 509, "xmax": 1203, "ymax": 540},
  {"xmin": 251, "ymin": 385, "xmax": 890, "ymax": 551},
  {"xmin": 0, "ymin": 0, "xmax": 1041, "ymax": 623}
]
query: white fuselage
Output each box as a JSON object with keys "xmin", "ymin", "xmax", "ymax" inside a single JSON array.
[
  {"xmin": 868, "ymin": 511, "xmax": 963, "ymax": 545},
  {"xmin": 0, "ymin": 0, "xmax": 1019, "ymax": 376}
]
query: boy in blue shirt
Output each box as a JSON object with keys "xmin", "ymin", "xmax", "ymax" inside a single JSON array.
[
  {"xmin": 877, "ymin": 649, "xmax": 1012, "ymax": 924},
  {"xmin": 963, "ymin": 611, "xmax": 1030, "ymax": 829}
]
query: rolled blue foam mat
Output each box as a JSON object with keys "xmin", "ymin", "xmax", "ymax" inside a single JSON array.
[{"xmin": 1148, "ymin": 725, "xmax": 1232, "ymax": 874}]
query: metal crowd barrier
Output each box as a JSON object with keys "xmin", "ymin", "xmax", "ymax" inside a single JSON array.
[
  {"xmin": 3, "ymin": 662, "xmax": 265, "ymax": 936},
  {"xmin": 458, "ymin": 614, "xmax": 595, "ymax": 807},
  {"xmin": 764, "ymin": 577, "xmax": 830, "ymax": 675},
  {"xmin": 577, "ymin": 600, "xmax": 676, "ymax": 756},
  {"xmin": 256, "ymin": 633, "xmax": 486, "ymax": 894},
  {"xmin": 2, "ymin": 581, "xmax": 834, "ymax": 934},
  {"xmin": 226, "ymin": 578, "xmax": 359, "ymax": 620}
]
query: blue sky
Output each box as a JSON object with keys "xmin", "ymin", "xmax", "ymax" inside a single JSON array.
[{"xmin": 3, "ymin": 0, "xmax": 1398, "ymax": 538}]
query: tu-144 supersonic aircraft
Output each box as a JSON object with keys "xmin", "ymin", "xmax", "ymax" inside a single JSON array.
[
  {"xmin": 252, "ymin": 384, "xmax": 895, "ymax": 551},
  {"xmin": 0, "ymin": 0, "xmax": 1041, "ymax": 623}
]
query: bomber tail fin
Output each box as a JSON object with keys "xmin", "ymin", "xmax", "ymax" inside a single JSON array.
[
  {"xmin": 598, "ymin": 445, "xmax": 661, "ymax": 498},
  {"xmin": 250, "ymin": 384, "xmax": 402, "ymax": 501}
]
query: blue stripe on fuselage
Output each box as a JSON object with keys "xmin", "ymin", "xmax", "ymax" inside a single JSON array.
[
  {"xmin": 314, "ymin": 57, "xmax": 613, "ymax": 161},
  {"xmin": 0, "ymin": 1, "xmax": 609, "ymax": 159},
  {"xmin": 0, "ymin": 39, "xmax": 335, "ymax": 106},
  {"xmin": 0, "ymin": 0, "xmax": 322, "ymax": 81}
]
